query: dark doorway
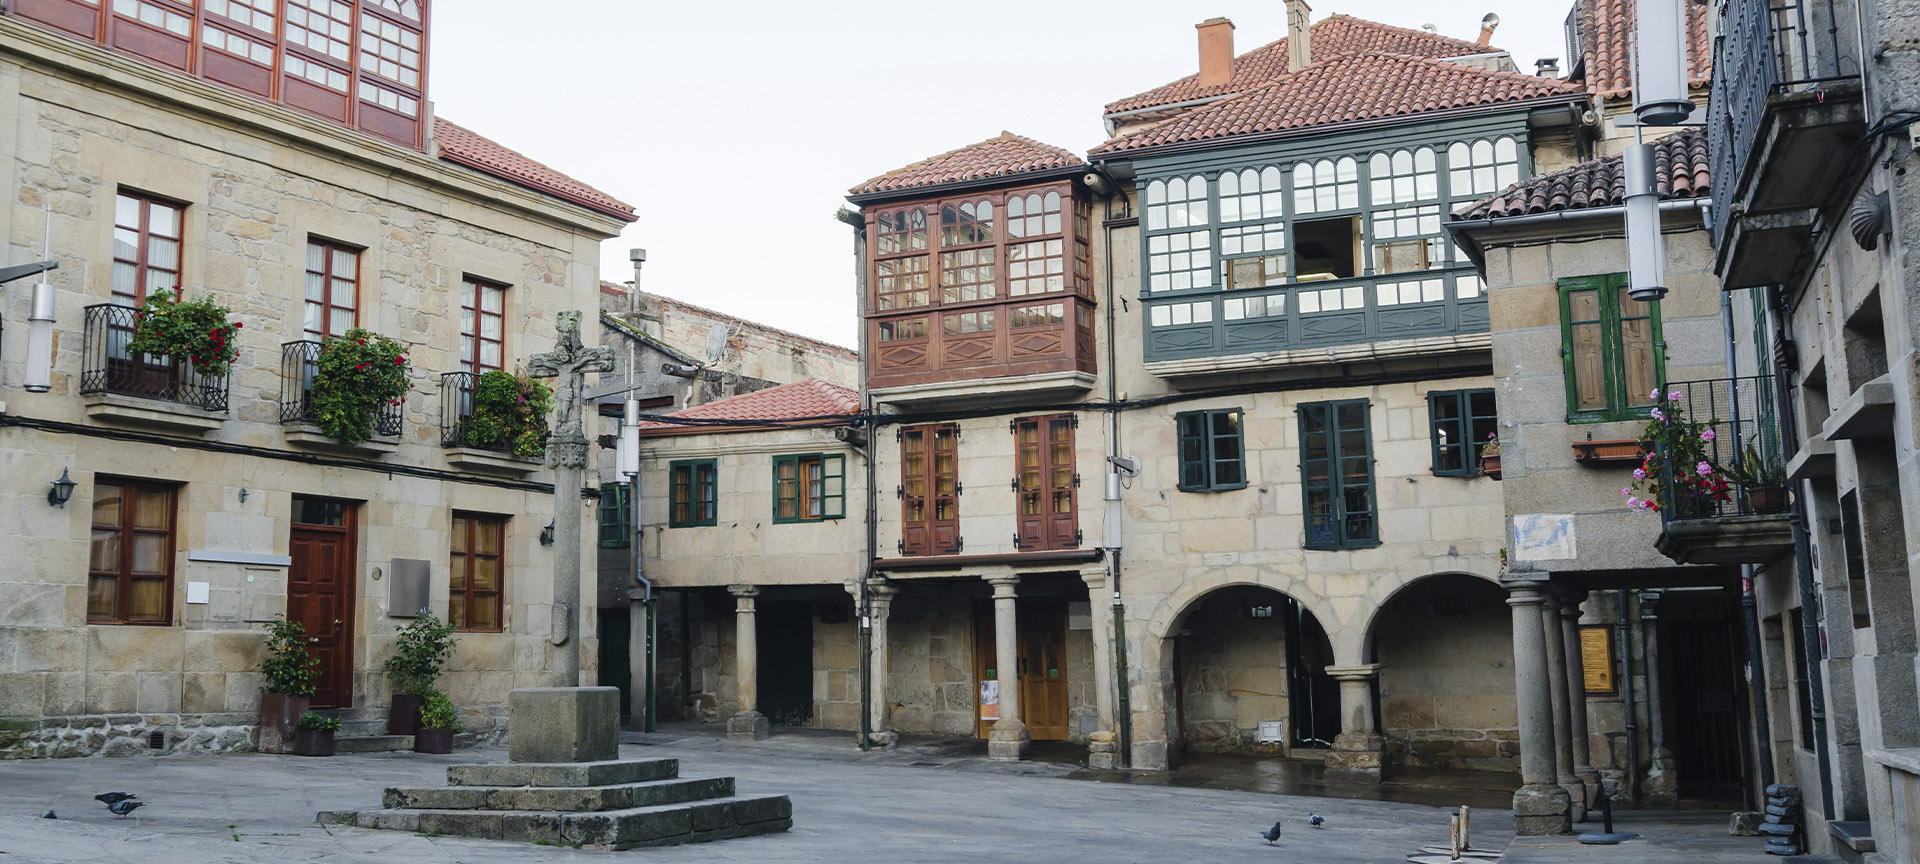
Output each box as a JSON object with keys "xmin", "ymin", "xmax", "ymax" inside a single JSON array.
[
  {"xmin": 1292, "ymin": 216, "xmax": 1359, "ymax": 280},
  {"xmin": 598, "ymin": 607, "xmax": 631, "ymax": 724},
  {"xmin": 1168, "ymin": 587, "xmax": 1337, "ymax": 753},
  {"xmin": 289, "ymin": 496, "xmax": 356, "ymax": 709},
  {"xmin": 1660, "ymin": 589, "xmax": 1748, "ymax": 804},
  {"xmin": 1283, "ymin": 595, "xmax": 1341, "ymax": 748},
  {"xmin": 757, "ymin": 600, "xmax": 813, "ymax": 727}
]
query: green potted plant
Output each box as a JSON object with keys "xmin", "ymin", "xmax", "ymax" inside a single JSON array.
[
  {"xmin": 293, "ymin": 712, "xmax": 342, "ymax": 757},
  {"xmin": 383, "ymin": 611, "xmax": 455, "ymax": 736},
  {"xmin": 413, "ymin": 690, "xmax": 459, "ymax": 754},
  {"xmin": 1625, "ymin": 390, "xmax": 1733, "ymax": 517},
  {"xmin": 465, "ymin": 369, "xmax": 553, "ymax": 456},
  {"xmin": 259, "ymin": 615, "xmax": 319, "ymax": 754},
  {"xmin": 126, "ymin": 286, "xmax": 243, "ymax": 378},
  {"xmin": 1479, "ymin": 433, "xmax": 1503, "ymax": 480},
  {"xmin": 1723, "ymin": 439, "xmax": 1788, "ymax": 513},
  {"xmin": 311, "ymin": 328, "xmax": 411, "ymax": 446}
]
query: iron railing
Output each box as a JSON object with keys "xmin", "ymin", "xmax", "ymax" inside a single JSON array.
[
  {"xmin": 439, "ymin": 370, "xmax": 505, "ymax": 451},
  {"xmin": 1708, "ymin": 0, "xmax": 1863, "ymax": 245},
  {"xmin": 278, "ymin": 340, "xmax": 401, "ymax": 437},
  {"xmin": 1656, "ymin": 375, "xmax": 1784, "ymax": 523},
  {"xmin": 79, "ymin": 303, "xmax": 229, "ymax": 412}
]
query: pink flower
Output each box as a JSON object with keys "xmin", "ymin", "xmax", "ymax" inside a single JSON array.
[
  {"xmin": 1650, "ymin": 388, "xmax": 1662, "ymax": 400},
  {"xmin": 1622, "ymin": 487, "xmax": 1634, "ymax": 497},
  {"xmin": 1668, "ymin": 390, "xmax": 1682, "ymax": 402},
  {"xmin": 1650, "ymin": 407, "xmax": 1666, "ymax": 422},
  {"xmin": 1701, "ymin": 429, "xmax": 1715, "ymax": 441},
  {"xmin": 1633, "ymin": 468, "xmax": 1647, "ymax": 480},
  {"xmin": 1696, "ymin": 461, "xmax": 1712, "ymax": 476}
]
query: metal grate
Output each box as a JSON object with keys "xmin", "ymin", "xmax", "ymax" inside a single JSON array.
[
  {"xmin": 79, "ymin": 303, "xmax": 230, "ymax": 412},
  {"xmin": 147, "ymin": 730, "xmax": 167, "ymax": 750}
]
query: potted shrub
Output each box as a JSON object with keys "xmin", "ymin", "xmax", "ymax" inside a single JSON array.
[
  {"xmin": 413, "ymin": 690, "xmax": 459, "ymax": 754},
  {"xmin": 1725, "ymin": 440, "xmax": 1789, "ymax": 513},
  {"xmin": 1624, "ymin": 389, "xmax": 1734, "ymax": 517},
  {"xmin": 1479, "ymin": 433, "xmax": 1502, "ymax": 480},
  {"xmin": 126, "ymin": 286, "xmax": 243, "ymax": 378},
  {"xmin": 311, "ymin": 328, "xmax": 411, "ymax": 446},
  {"xmin": 293, "ymin": 712, "xmax": 341, "ymax": 757},
  {"xmin": 383, "ymin": 611, "xmax": 454, "ymax": 736},
  {"xmin": 259, "ymin": 615, "xmax": 319, "ymax": 754},
  {"xmin": 465, "ymin": 370, "xmax": 553, "ymax": 456}
]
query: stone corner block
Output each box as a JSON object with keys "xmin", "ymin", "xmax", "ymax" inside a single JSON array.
[{"xmin": 507, "ymin": 687, "xmax": 620, "ymax": 764}]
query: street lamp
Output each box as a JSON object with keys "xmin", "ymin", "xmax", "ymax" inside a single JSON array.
[{"xmin": 48, "ymin": 468, "xmax": 77, "ymax": 508}]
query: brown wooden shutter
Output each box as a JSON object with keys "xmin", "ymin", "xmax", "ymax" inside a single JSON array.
[
  {"xmin": 1016, "ymin": 418, "xmax": 1044, "ymax": 549},
  {"xmin": 1016, "ymin": 415, "xmax": 1077, "ymax": 551},
  {"xmin": 901, "ymin": 427, "xmax": 930, "ymax": 555},
  {"xmin": 1044, "ymin": 415, "xmax": 1078, "ymax": 548},
  {"xmin": 930, "ymin": 424, "xmax": 961, "ymax": 554}
]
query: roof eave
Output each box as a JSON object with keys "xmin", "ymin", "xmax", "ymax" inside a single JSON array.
[
  {"xmin": 438, "ymin": 151, "xmax": 637, "ymax": 223},
  {"xmin": 846, "ymin": 164, "xmax": 1088, "ymax": 206}
]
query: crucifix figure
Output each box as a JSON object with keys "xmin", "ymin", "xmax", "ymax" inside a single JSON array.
[{"xmin": 529, "ymin": 310, "xmax": 615, "ymax": 686}]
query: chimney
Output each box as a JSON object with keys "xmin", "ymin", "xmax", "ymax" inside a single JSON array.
[
  {"xmin": 1195, "ymin": 17, "xmax": 1235, "ymax": 87},
  {"xmin": 1285, "ymin": 0, "xmax": 1312, "ymax": 72},
  {"xmin": 1535, "ymin": 57, "xmax": 1560, "ymax": 77},
  {"xmin": 1476, "ymin": 12, "xmax": 1500, "ymax": 47}
]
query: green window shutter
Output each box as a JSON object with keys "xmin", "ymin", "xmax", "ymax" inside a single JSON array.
[
  {"xmin": 772, "ymin": 455, "xmax": 797, "ymax": 523},
  {"xmin": 1429, "ymin": 390, "xmax": 1466, "ymax": 476},
  {"xmin": 1176, "ymin": 411, "xmax": 1209, "ymax": 491},
  {"xmin": 670, "ymin": 460, "xmax": 717, "ymax": 527},
  {"xmin": 1467, "ymin": 389, "xmax": 1498, "ymax": 475},
  {"xmin": 668, "ymin": 464, "xmax": 690, "ymax": 527},
  {"xmin": 822, "ymin": 454, "xmax": 846, "ymax": 519},
  {"xmin": 1300, "ymin": 402, "xmax": 1338, "ymax": 548},
  {"xmin": 598, "ymin": 482, "xmax": 630, "ymax": 548},
  {"xmin": 1208, "ymin": 410, "xmax": 1246, "ymax": 489},
  {"xmin": 1336, "ymin": 400, "xmax": 1378, "ymax": 545}
]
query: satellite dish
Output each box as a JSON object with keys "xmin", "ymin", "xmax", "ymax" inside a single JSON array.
[{"xmin": 704, "ymin": 323, "xmax": 729, "ymax": 363}]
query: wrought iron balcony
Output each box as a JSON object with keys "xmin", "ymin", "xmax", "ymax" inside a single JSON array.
[
  {"xmin": 79, "ymin": 303, "xmax": 229, "ymax": 412},
  {"xmin": 1651, "ymin": 375, "xmax": 1795, "ymax": 565},
  {"xmin": 438, "ymin": 371, "xmax": 545, "ymax": 473},
  {"xmin": 278, "ymin": 340, "xmax": 401, "ymax": 437}
]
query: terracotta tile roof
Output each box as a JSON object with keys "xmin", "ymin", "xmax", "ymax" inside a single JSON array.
[
  {"xmin": 434, "ymin": 118, "xmax": 636, "ymax": 222},
  {"xmin": 1574, "ymin": 0, "xmax": 1713, "ymax": 98},
  {"xmin": 635, "ymin": 378, "xmax": 860, "ymax": 433},
  {"xmin": 1092, "ymin": 52, "xmax": 1583, "ymax": 156},
  {"xmin": 1450, "ymin": 129, "xmax": 1709, "ymax": 220},
  {"xmin": 1103, "ymin": 15, "xmax": 1497, "ymax": 116},
  {"xmin": 849, "ymin": 132, "xmax": 1085, "ymax": 196}
]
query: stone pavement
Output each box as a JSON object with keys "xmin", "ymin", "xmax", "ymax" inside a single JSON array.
[{"xmin": 1503, "ymin": 811, "xmax": 1843, "ymax": 864}]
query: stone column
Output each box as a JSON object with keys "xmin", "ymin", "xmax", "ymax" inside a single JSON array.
[
  {"xmin": 1640, "ymin": 590, "xmax": 1678, "ymax": 801},
  {"xmin": 726, "ymin": 584, "xmax": 769, "ymax": 740},
  {"xmin": 866, "ymin": 579, "xmax": 897, "ymax": 749},
  {"xmin": 1080, "ymin": 567, "xmax": 1120, "ymax": 769},
  {"xmin": 1325, "ymin": 664, "xmax": 1387, "ymax": 780},
  {"xmin": 1560, "ymin": 592, "xmax": 1602, "ymax": 808},
  {"xmin": 1509, "ymin": 580, "xmax": 1572, "ymax": 835},
  {"xmin": 986, "ymin": 575, "xmax": 1029, "ymax": 761},
  {"xmin": 527, "ymin": 310, "xmax": 615, "ymax": 688},
  {"xmin": 1543, "ymin": 594, "xmax": 1587, "ymax": 821}
]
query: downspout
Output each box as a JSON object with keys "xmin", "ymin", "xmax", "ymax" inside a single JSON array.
[
  {"xmin": 837, "ymin": 426, "xmax": 876, "ymax": 752},
  {"xmin": 1618, "ymin": 589, "xmax": 1640, "ymax": 802},
  {"xmin": 1098, "ymin": 184, "xmax": 1135, "ymax": 767},
  {"xmin": 1769, "ymin": 284, "xmax": 1835, "ymax": 820},
  {"xmin": 1723, "ymin": 290, "xmax": 1773, "ymax": 797},
  {"xmin": 626, "ymin": 249, "xmax": 656, "ymax": 733},
  {"xmin": 839, "ymin": 206, "xmax": 875, "ymax": 752}
]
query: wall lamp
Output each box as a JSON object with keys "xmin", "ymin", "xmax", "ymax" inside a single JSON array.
[
  {"xmin": 48, "ymin": 468, "xmax": 77, "ymax": 508},
  {"xmin": 540, "ymin": 520, "xmax": 555, "ymax": 546}
]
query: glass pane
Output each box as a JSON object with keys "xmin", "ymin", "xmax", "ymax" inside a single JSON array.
[
  {"xmin": 332, "ymin": 278, "xmax": 356, "ymax": 308},
  {"xmin": 148, "ymin": 237, "xmax": 179, "ymax": 271},
  {"xmin": 472, "ymin": 557, "xmax": 498, "ymax": 591},
  {"xmin": 480, "ymin": 285, "xmax": 503, "ymax": 313},
  {"xmin": 131, "ymin": 533, "xmax": 167, "ymax": 573},
  {"xmin": 150, "ymin": 204, "xmax": 180, "ymax": 237},
  {"xmin": 448, "ymin": 592, "xmax": 466, "ymax": 629},
  {"xmin": 480, "ymin": 314, "xmax": 502, "ymax": 340},
  {"xmin": 94, "ymin": 484, "xmax": 124, "ymax": 527},
  {"xmin": 116, "ymin": 194, "xmax": 140, "ymax": 228},
  {"xmin": 89, "ymin": 574, "xmax": 118, "ymax": 618},
  {"xmin": 470, "ymin": 596, "xmax": 498, "ymax": 630},
  {"xmin": 307, "ymin": 242, "xmax": 325, "ymax": 271},
  {"xmin": 474, "ymin": 519, "xmax": 501, "ymax": 554},
  {"xmin": 113, "ymin": 261, "xmax": 138, "ymax": 297},
  {"xmin": 90, "ymin": 530, "xmax": 121, "ymax": 571},
  {"xmin": 480, "ymin": 341, "xmax": 502, "ymax": 368},
  {"xmin": 333, "ymin": 248, "xmax": 357, "ymax": 278},
  {"xmin": 451, "ymin": 517, "xmax": 468, "ymax": 552},
  {"xmin": 132, "ymin": 488, "xmax": 170, "ymax": 530},
  {"xmin": 129, "ymin": 578, "xmax": 166, "ymax": 619},
  {"xmin": 145, "ymin": 268, "xmax": 172, "ymax": 296},
  {"xmin": 330, "ymin": 307, "xmax": 354, "ymax": 337}
]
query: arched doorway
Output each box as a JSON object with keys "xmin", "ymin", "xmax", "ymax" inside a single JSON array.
[
  {"xmin": 1169, "ymin": 585, "xmax": 1340, "ymax": 756},
  {"xmin": 1365, "ymin": 573, "xmax": 1515, "ymax": 773}
]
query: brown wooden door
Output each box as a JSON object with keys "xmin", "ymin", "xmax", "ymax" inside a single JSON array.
[
  {"xmin": 973, "ymin": 597, "xmax": 1068, "ymax": 740},
  {"xmin": 289, "ymin": 497, "xmax": 356, "ymax": 709}
]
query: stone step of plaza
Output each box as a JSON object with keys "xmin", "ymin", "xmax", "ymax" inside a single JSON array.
[
  {"xmin": 318, "ymin": 793, "xmax": 792, "ymax": 850},
  {"xmin": 333, "ymin": 735, "xmax": 414, "ymax": 754},
  {"xmin": 445, "ymin": 758, "xmax": 680, "ymax": 787},
  {"xmin": 383, "ymin": 776, "xmax": 734, "ymax": 812}
]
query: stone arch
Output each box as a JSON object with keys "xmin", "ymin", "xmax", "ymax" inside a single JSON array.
[
  {"xmin": 1358, "ymin": 569, "xmax": 1504, "ymax": 663},
  {"xmin": 1358, "ymin": 570, "xmax": 1517, "ymax": 774}
]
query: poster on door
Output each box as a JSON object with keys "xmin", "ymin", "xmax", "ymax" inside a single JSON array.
[{"xmin": 979, "ymin": 680, "xmax": 999, "ymax": 721}]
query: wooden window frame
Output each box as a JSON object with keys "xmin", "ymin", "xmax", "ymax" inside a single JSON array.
[
  {"xmin": 449, "ymin": 511, "xmax": 506, "ymax": 633},
  {"xmin": 1559, "ymin": 273, "xmax": 1666, "ymax": 423},
  {"xmin": 899, "ymin": 423, "xmax": 960, "ymax": 556},
  {"xmin": 112, "ymin": 191, "xmax": 185, "ymax": 306},
  {"xmin": 1300, "ymin": 399, "xmax": 1379, "ymax": 550},
  {"xmin": 87, "ymin": 476, "xmax": 178, "ymax": 626},
  {"xmin": 598, "ymin": 481, "xmax": 632, "ymax": 548},
  {"xmin": 1014, "ymin": 414, "xmax": 1078, "ymax": 551},
  {"xmin": 459, "ymin": 276, "xmax": 507, "ymax": 373},
  {"xmin": 1429, "ymin": 388, "xmax": 1498, "ymax": 477},
  {"xmin": 669, "ymin": 459, "xmax": 718, "ymax": 528},
  {"xmin": 772, "ymin": 453, "xmax": 846, "ymax": 524},
  {"xmin": 304, "ymin": 238, "xmax": 360, "ymax": 339},
  {"xmin": 1175, "ymin": 408, "xmax": 1246, "ymax": 492}
]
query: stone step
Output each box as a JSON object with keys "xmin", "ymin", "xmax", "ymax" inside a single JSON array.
[
  {"xmin": 321, "ymin": 794, "xmax": 793, "ymax": 850},
  {"xmin": 446, "ymin": 758, "xmax": 678, "ymax": 788},
  {"xmin": 384, "ymin": 776, "xmax": 734, "ymax": 812},
  {"xmin": 335, "ymin": 735, "xmax": 414, "ymax": 754},
  {"xmin": 337, "ymin": 719, "xmax": 390, "ymax": 738}
]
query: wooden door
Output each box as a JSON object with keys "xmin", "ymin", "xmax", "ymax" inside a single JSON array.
[
  {"xmin": 973, "ymin": 597, "xmax": 1068, "ymax": 740},
  {"xmin": 289, "ymin": 497, "xmax": 356, "ymax": 709}
]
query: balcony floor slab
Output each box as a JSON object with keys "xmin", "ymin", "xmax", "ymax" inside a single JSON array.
[{"xmin": 83, "ymin": 392, "xmax": 225, "ymax": 434}]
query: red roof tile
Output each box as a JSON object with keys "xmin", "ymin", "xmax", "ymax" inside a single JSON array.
[
  {"xmin": 1574, "ymin": 0, "xmax": 1713, "ymax": 99},
  {"xmin": 1450, "ymin": 129, "xmax": 1709, "ymax": 219},
  {"xmin": 434, "ymin": 118, "xmax": 636, "ymax": 222},
  {"xmin": 636, "ymin": 378, "xmax": 860, "ymax": 433},
  {"xmin": 1092, "ymin": 52, "xmax": 1583, "ymax": 156},
  {"xmin": 850, "ymin": 132, "xmax": 1085, "ymax": 196},
  {"xmin": 1104, "ymin": 15, "xmax": 1497, "ymax": 116}
]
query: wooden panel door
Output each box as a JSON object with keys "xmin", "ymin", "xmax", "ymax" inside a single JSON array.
[
  {"xmin": 972, "ymin": 598, "xmax": 1069, "ymax": 740},
  {"xmin": 289, "ymin": 498, "xmax": 356, "ymax": 709}
]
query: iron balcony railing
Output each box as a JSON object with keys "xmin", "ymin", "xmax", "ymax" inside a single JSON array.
[
  {"xmin": 79, "ymin": 303, "xmax": 229, "ymax": 412},
  {"xmin": 440, "ymin": 370, "xmax": 508, "ymax": 451},
  {"xmin": 1655, "ymin": 375, "xmax": 1785, "ymax": 524},
  {"xmin": 1707, "ymin": 0, "xmax": 1863, "ymax": 246},
  {"xmin": 278, "ymin": 340, "xmax": 401, "ymax": 437}
]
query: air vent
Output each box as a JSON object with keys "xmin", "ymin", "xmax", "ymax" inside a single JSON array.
[{"xmin": 147, "ymin": 730, "xmax": 168, "ymax": 750}]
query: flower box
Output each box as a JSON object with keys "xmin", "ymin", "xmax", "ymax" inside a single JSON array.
[{"xmin": 1572, "ymin": 439, "xmax": 1646, "ymax": 464}]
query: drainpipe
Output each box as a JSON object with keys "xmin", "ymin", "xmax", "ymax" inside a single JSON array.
[
  {"xmin": 839, "ymin": 206, "xmax": 876, "ymax": 752},
  {"xmin": 1618, "ymin": 589, "xmax": 1640, "ymax": 802},
  {"xmin": 837, "ymin": 425, "xmax": 877, "ymax": 752},
  {"xmin": 1722, "ymin": 290, "xmax": 1774, "ymax": 797},
  {"xmin": 1097, "ymin": 185, "xmax": 1135, "ymax": 766}
]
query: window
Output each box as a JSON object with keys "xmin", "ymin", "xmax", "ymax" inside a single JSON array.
[
  {"xmin": 304, "ymin": 240, "xmax": 359, "ymax": 338},
  {"xmin": 1015, "ymin": 415, "xmax": 1077, "ymax": 550},
  {"xmin": 460, "ymin": 278, "xmax": 506, "ymax": 373},
  {"xmin": 940, "ymin": 200, "xmax": 994, "ymax": 246},
  {"xmin": 206, "ymin": 0, "xmax": 277, "ymax": 34},
  {"xmin": 598, "ymin": 482, "xmax": 632, "ymax": 548},
  {"xmin": 773, "ymin": 454, "xmax": 846, "ymax": 523},
  {"xmin": 944, "ymin": 310, "xmax": 994, "ymax": 335},
  {"xmin": 1560, "ymin": 274, "xmax": 1664, "ymax": 421},
  {"xmin": 1370, "ymin": 205, "xmax": 1443, "ymax": 275},
  {"xmin": 878, "ymin": 317, "xmax": 927, "ymax": 341},
  {"xmin": 1368, "ymin": 148, "xmax": 1438, "ymax": 205},
  {"xmin": 1447, "ymin": 137, "xmax": 1521, "ymax": 198},
  {"xmin": 1429, "ymin": 389, "xmax": 1498, "ymax": 476},
  {"xmin": 88, "ymin": 478, "xmax": 177, "ymax": 625},
  {"xmin": 874, "ymin": 207, "xmax": 931, "ymax": 311},
  {"xmin": 285, "ymin": 0, "xmax": 354, "ymax": 64},
  {"xmin": 900, "ymin": 424, "xmax": 959, "ymax": 555},
  {"xmin": 1301, "ymin": 400, "xmax": 1378, "ymax": 549},
  {"xmin": 1146, "ymin": 231, "xmax": 1213, "ymax": 293},
  {"xmin": 1219, "ymin": 166, "xmax": 1285, "ymax": 224},
  {"xmin": 1010, "ymin": 303, "xmax": 1064, "ymax": 329},
  {"xmin": 1292, "ymin": 216, "xmax": 1358, "ymax": 281},
  {"xmin": 1176, "ymin": 408, "xmax": 1245, "ymax": 491},
  {"xmin": 449, "ymin": 513, "xmax": 505, "ymax": 631},
  {"xmin": 1144, "ymin": 176, "xmax": 1208, "ymax": 231},
  {"xmin": 358, "ymin": 13, "xmax": 422, "ymax": 88},
  {"xmin": 113, "ymin": 0, "xmax": 191, "ymax": 35},
  {"xmin": 940, "ymin": 248, "xmax": 996, "ymax": 303},
  {"xmin": 202, "ymin": 25, "xmax": 275, "ymax": 64},
  {"xmin": 112, "ymin": 192, "xmax": 183, "ymax": 305},
  {"xmin": 1292, "ymin": 157, "xmax": 1359, "ymax": 214},
  {"xmin": 669, "ymin": 460, "xmax": 718, "ymax": 527}
]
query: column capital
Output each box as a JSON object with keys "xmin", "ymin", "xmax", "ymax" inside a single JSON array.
[
  {"xmin": 1558, "ymin": 593, "xmax": 1587, "ymax": 619},
  {"xmin": 1324, "ymin": 663, "xmax": 1381, "ymax": 682},
  {"xmin": 1505, "ymin": 580, "xmax": 1550, "ymax": 607},
  {"xmin": 1078, "ymin": 566, "xmax": 1107, "ymax": 590},
  {"xmin": 985, "ymin": 574, "xmax": 1020, "ymax": 598},
  {"xmin": 728, "ymin": 584, "xmax": 761, "ymax": 598},
  {"xmin": 1639, "ymin": 588, "xmax": 1662, "ymax": 620}
]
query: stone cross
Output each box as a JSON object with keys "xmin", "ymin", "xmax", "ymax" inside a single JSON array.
[{"xmin": 529, "ymin": 310, "xmax": 614, "ymax": 687}]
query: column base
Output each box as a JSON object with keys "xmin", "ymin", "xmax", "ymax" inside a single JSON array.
[
  {"xmin": 865, "ymin": 731, "xmax": 898, "ymax": 750},
  {"xmin": 725, "ymin": 710, "xmax": 770, "ymax": 741},
  {"xmin": 1513, "ymin": 783, "xmax": 1572, "ymax": 836},
  {"xmin": 1087, "ymin": 730, "xmax": 1118, "ymax": 769},
  {"xmin": 986, "ymin": 719, "xmax": 1030, "ymax": 761},
  {"xmin": 1325, "ymin": 731, "xmax": 1387, "ymax": 781},
  {"xmin": 1561, "ymin": 776, "xmax": 1588, "ymax": 823},
  {"xmin": 1643, "ymin": 754, "xmax": 1679, "ymax": 805},
  {"xmin": 1575, "ymin": 766, "xmax": 1602, "ymax": 812}
]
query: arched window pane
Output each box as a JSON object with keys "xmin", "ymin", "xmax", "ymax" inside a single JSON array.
[{"xmin": 1494, "ymin": 136, "xmax": 1517, "ymax": 162}]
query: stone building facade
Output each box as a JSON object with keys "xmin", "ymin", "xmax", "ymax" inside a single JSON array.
[{"xmin": 0, "ymin": 5, "xmax": 631, "ymax": 756}]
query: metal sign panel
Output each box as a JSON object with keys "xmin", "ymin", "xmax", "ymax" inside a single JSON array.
[{"xmin": 388, "ymin": 558, "xmax": 431, "ymax": 617}]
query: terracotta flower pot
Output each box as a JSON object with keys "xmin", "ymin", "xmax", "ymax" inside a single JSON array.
[
  {"xmin": 1481, "ymin": 454, "xmax": 1503, "ymax": 481},
  {"xmin": 258, "ymin": 692, "xmax": 310, "ymax": 755},
  {"xmin": 1748, "ymin": 484, "xmax": 1788, "ymax": 514},
  {"xmin": 413, "ymin": 728, "xmax": 455, "ymax": 754},
  {"xmin": 293, "ymin": 727, "xmax": 336, "ymax": 757},
  {"xmin": 388, "ymin": 693, "xmax": 423, "ymax": 736}
]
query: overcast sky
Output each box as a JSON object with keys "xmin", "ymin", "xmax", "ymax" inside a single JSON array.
[{"xmin": 430, "ymin": 1, "xmax": 1574, "ymax": 349}]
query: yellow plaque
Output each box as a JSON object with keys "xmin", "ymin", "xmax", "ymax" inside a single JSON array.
[{"xmin": 1579, "ymin": 625, "xmax": 1615, "ymax": 695}]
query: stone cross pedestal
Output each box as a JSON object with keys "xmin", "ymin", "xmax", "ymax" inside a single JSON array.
[
  {"xmin": 528, "ymin": 310, "xmax": 614, "ymax": 688},
  {"xmin": 509, "ymin": 686, "xmax": 621, "ymax": 764}
]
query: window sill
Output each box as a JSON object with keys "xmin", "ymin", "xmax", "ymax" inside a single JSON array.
[
  {"xmin": 1177, "ymin": 483, "xmax": 1249, "ymax": 493},
  {"xmin": 1305, "ymin": 541, "xmax": 1383, "ymax": 552},
  {"xmin": 668, "ymin": 523, "xmax": 717, "ymax": 529},
  {"xmin": 443, "ymin": 446, "xmax": 542, "ymax": 476},
  {"xmin": 283, "ymin": 423, "xmax": 398, "ymax": 455}
]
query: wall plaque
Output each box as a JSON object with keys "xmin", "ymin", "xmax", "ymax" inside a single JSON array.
[{"xmin": 1579, "ymin": 625, "xmax": 1616, "ymax": 695}]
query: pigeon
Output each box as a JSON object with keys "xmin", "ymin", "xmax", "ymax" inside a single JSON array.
[
  {"xmin": 95, "ymin": 792, "xmax": 138, "ymax": 805},
  {"xmin": 1260, "ymin": 821, "xmax": 1282, "ymax": 845},
  {"xmin": 106, "ymin": 799, "xmax": 145, "ymax": 818},
  {"xmin": 42, "ymin": 810, "xmax": 57, "ymax": 819},
  {"xmin": 1308, "ymin": 813, "xmax": 1325, "ymax": 828}
]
